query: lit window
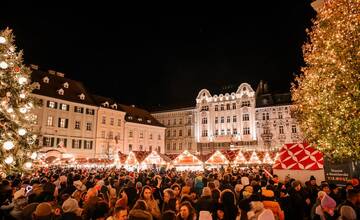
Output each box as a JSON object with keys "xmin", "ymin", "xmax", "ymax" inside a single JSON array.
[
  {"xmin": 292, "ymin": 125, "xmax": 297, "ymax": 133},
  {"xmin": 75, "ymin": 121, "xmax": 80, "ymax": 129},
  {"xmin": 61, "ymin": 104, "xmax": 68, "ymax": 111},
  {"xmin": 279, "ymin": 126, "xmax": 284, "ymax": 134},
  {"xmin": 243, "ymin": 127, "xmax": 250, "ymax": 135},
  {"xmin": 47, "ymin": 116, "xmax": 53, "ymax": 126},
  {"xmin": 243, "ymin": 114, "xmax": 249, "ymax": 121},
  {"xmin": 110, "ymin": 118, "xmax": 114, "ymax": 125},
  {"xmin": 86, "ymin": 122, "xmax": 92, "ymax": 131},
  {"xmin": 49, "ymin": 101, "xmax": 56, "ymax": 109}
]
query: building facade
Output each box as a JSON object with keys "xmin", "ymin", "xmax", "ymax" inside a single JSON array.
[
  {"xmin": 151, "ymin": 108, "xmax": 196, "ymax": 154},
  {"xmin": 30, "ymin": 66, "xmax": 165, "ymax": 160},
  {"xmin": 152, "ymin": 81, "xmax": 303, "ymax": 154}
]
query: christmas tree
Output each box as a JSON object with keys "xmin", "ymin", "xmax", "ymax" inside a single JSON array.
[
  {"xmin": 292, "ymin": 0, "xmax": 360, "ymax": 161},
  {"xmin": 0, "ymin": 28, "xmax": 39, "ymax": 174}
]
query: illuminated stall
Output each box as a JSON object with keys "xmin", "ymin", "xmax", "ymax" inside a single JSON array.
[{"xmin": 173, "ymin": 150, "xmax": 203, "ymax": 171}]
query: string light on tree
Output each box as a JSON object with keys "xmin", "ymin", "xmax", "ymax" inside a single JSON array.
[
  {"xmin": 18, "ymin": 76, "xmax": 27, "ymax": 85},
  {"xmin": 19, "ymin": 107, "xmax": 27, "ymax": 113},
  {"xmin": 30, "ymin": 152, "xmax": 37, "ymax": 160},
  {"xmin": 4, "ymin": 155, "xmax": 14, "ymax": 164},
  {"xmin": 18, "ymin": 128, "xmax": 26, "ymax": 136},
  {"xmin": 23, "ymin": 161, "xmax": 32, "ymax": 170},
  {"xmin": 0, "ymin": 36, "xmax": 6, "ymax": 44},
  {"xmin": 0, "ymin": 61, "xmax": 8, "ymax": 69},
  {"xmin": 3, "ymin": 141, "xmax": 14, "ymax": 150}
]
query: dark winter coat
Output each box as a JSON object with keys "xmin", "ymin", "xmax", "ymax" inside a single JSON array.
[
  {"xmin": 129, "ymin": 208, "xmax": 153, "ymax": 220},
  {"xmin": 195, "ymin": 196, "xmax": 214, "ymax": 213},
  {"xmin": 289, "ymin": 189, "xmax": 309, "ymax": 220}
]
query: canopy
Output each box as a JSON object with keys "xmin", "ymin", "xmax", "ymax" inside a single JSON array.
[
  {"xmin": 205, "ymin": 150, "xmax": 229, "ymax": 165},
  {"xmin": 125, "ymin": 151, "xmax": 139, "ymax": 166},
  {"xmin": 273, "ymin": 143, "xmax": 324, "ymax": 170},
  {"xmin": 248, "ymin": 151, "xmax": 262, "ymax": 164},
  {"xmin": 233, "ymin": 150, "xmax": 248, "ymax": 164},
  {"xmin": 173, "ymin": 150, "xmax": 203, "ymax": 166},
  {"xmin": 141, "ymin": 151, "xmax": 169, "ymax": 165}
]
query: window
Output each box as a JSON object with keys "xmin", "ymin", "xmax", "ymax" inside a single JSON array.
[
  {"xmin": 140, "ymin": 132, "xmax": 143, "ymax": 139},
  {"xmin": 74, "ymin": 106, "xmax": 84, "ymax": 113},
  {"xmin": 43, "ymin": 137, "xmax": 53, "ymax": 147},
  {"xmin": 226, "ymin": 104, "xmax": 230, "ymax": 110},
  {"xmin": 232, "ymin": 103, "xmax": 236, "ymax": 109},
  {"xmin": 149, "ymin": 146, "xmax": 153, "ymax": 152},
  {"xmin": 226, "ymin": 129, "xmax": 230, "ymax": 135},
  {"xmin": 47, "ymin": 101, "xmax": 57, "ymax": 109},
  {"xmin": 167, "ymin": 143, "xmax": 170, "ymax": 150},
  {"xmin": 110, "ymin": 118, "xmax": 114, "ymax": 126},
  {"xmin": 149, "ymin": 133, "xmax": 153, "ymax": 139},
  {"xmin": 201, "ymin": 106, "xmax": 209, "ymax": 111},
  {"xmin": 173, "ymin": 119, "xmax": 176, "ymax": 125},
  {"xmin": 84, "ymin": 141, "xmax": 93, "ymax": 150},
  {"xmin": 102, "ymin": 116, "xmax": 106, "ymax": 124},
  {"xmin": 241, "ymin": 101, "xmax": 250, "ymax": 107},
  {"xmin": 75, "ymin": 121, "xmax": 81, "ymax": 129},
  {"xmin": 264, "ymin": 128, "xmax": 270, "ymax": 134},
  {"xmin": 188, "ymin": 142, "xmax": 192, "ymax": 150},
  {"xmin": 158, "ymin": 134, "xmax": 161, "ymax": 140},
  {"xmin": 220, "ymin": 104, "xmax": 224, "ymax": 111},
  {"xmin": 202, "ymin": 117, "xmax": 208, "ymax": 124},
  {"xmin": 262, "ymin": 112, "xmax": 270, "ymax": 120},
  {"xmin": 43, "ymin": 77, "xmax": 49, "ymax": 83},
  {"xmin": 179, "ymin": 143, "xmax": 182, "ymax": 150},
  {"xmin": 58, "ymin": 118, "xmax": 68, "ymax": 128},
  {"xmin": 86, "ymin": 122, "xmax": 92, "ymax": 131},
  {"xmin": 233, "ymin": 128, "xmax": 237, "ymax": 134},
  {"xmin": 47, "ymin": 116, "xmax": 53, "ymax": 126},
  {"xmin": 215, "ymin": 130, "xmax": 219, "ymax": 136},
  {"xmin": 63, "ymin": 82, "xmax": 69, "ymax": 88},
  {"xmin": 221, "ymin": 129, "xmax": 225, "ymax": 135},
  {"xmin": 233, "ymin": 116, "xmax": 237, "ymax": 123},
  {"xmin": 279, "ymin": 126, "xmax": 284, "ymax": 134},
  {"xmin": 173, "ymin": 130, "xmax": 176, "ymax": 137},
  {"xmin": 117, "ymin": 119, "xmax": 121, "ymax": 126},
  {"xmin": 101, "ymin": 131, "xmax": 105, "ymax": 138},
  {"xmin": 56, "ymin": 138, "xmax": 67, "ymax": 148},
  {"xmin": 215, "ymin": 117, "xmax": 218, "ymax": 124},
  {"xmin": 139, "ymin": 145, "xmax": 143, "ymax": 151},
  {"xmin": 72, "ymin": 140, "xmax": 81, "ymax": 149},
  {"xmin": 179, "ymin": 119, "xmax": 182, "ymax": 124},
  {"xmin": 86, "ymin": 109, "xmax": 94, "ymax": 115},
  {"xmin": 60, "ymin": 104, "xmax": 69, "ymax": 111},
  {"xmin": 179, "ymin": 130, "xmax": 182, "ymax": 136},
  {"xmin": 243, "ymin": 114, "xmax": 250, "ymax": 121},
  {"xmin": 202, "ymin": 129, "xmax": 208, "ymax": 137},
  {"xmin": 292, "ymin": 125, "xmax": 297, "ymax": 133},
  {"xmin": 167, "ymin": 130, "xmax": 170, "ymax": 137},
  {"xmin": 243, "ymin": 127, "xmax": 250, "ymax": 135},
  {"xmin": 33, "ymin": 115, "xmax": 38, "ymax": 125},
  {"xmin": 188, "ymin": 129, "xmax": 191, "ymax": 136},
  {"xmin": 227, "ymin": 116, "xmax": 230, "ymax": 123},
  {"xmin": 129, "ymin": 144, "xmax": 132, "ymax": 152},
  {"xmin": 173, "ymin": 143, "xmax": 176, "ymax": 150},
  {"xmin": 108, "ymin": 131, "xmax": 113, "ymax": 139},
  {"xmin": 278, "ymin": 112, "xmax": 283, "ymax": 119},
  {"xmin": 187, "ymin": 118, "xmax": 191, "ymax": 124},
  {"xmin": 221, "ymin": 117, "xmax": 224, "ymax": 123},
  {"xmin": 167, "ymin": 120, "xmax": 170, "ymax": 126},
  {"xmin": 215, "ymin": 105, "xmax": 218, "ymax": 111},
  {"xmin": 129, "ymin": 131, "xmax": 133, "ymax": 138},
  {"xmin": 79, "ymin": 93, "xmax": 85, "ymax": 100}
]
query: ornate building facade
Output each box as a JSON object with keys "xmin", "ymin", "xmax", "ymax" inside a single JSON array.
[{"xmin": 152, "ymin": 81, "xmax": 302, "ymax": 154}]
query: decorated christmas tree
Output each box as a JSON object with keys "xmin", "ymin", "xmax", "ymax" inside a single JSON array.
[
  {"xmin": 0, "ymin": 28, "xmax": 39, "ymax": 174},
  {"xmin": 292, "ymin": 0, "xmax": 360, "ymax": 161}
]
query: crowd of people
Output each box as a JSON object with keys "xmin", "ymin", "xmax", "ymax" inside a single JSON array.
[{"xmin": 0, "ymin": 165, "xmax": 359, "ymax": 220}]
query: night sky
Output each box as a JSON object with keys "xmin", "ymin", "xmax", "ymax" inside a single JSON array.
[{"xmin": 1, "ymin": 4, "xmax": 315, "ymax": 110}]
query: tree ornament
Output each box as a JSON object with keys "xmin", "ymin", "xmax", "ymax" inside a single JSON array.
[
  {"xmin": 14, "ymin": 66, "xmax": 20, "ymax": 73},
  {"xmin": 23, "ymin": 161, "xmax": 32, "ymax": 170},
  {"xmin": 4, "ymin": 156, "xmax": 14, "ymax": 164},
  {"xmin": 19, "ymin": 93, "xmax": 26, "ymax": 99},
  {"xmin": 3, "ymin": 141, "xmax": 14, "ymax": 150},
  {"xmin": 18, "ymin": 128, "xmax": 26, "ymax": 136},
  {"xmin": 6, "ymin": 107, "xmax": 13, "ymax": 113},
  {"xmin": 19, "ymin": 107, "xmax": 27, "ymax": 113},
  {"xmin": 0, "ymin": 36, "xmax": 6, "ymax": 44},
  {"xmin": 18, "ymin": 76, "xmax": 27, "ymax": 85},
  {"xmin": 0, "ymin": 61, "xmax": 8, "ymax": 69},
  {"xmin": 30, "ymin": 152, "xmax": 37, "ymax": 160}
]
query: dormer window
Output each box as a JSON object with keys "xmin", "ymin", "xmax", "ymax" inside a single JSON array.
[
  {"xmin": 43, "ymin": 77, "xmax": 49, "ymax": 83},
  {"xmin": 58, "ymin": 88, "xmax": 64, "ymax": 95},
  {"xmin": 128, "ymin": 116, "xmax": 133, "ymax": 120},
  {"xmin": 34, "ymin": 82, "xmax": 40, "ymax": 90},
  {"xmin": 111, "ymin": 104, "xmax": 117, "ymax": 109},
  {"xmin": 63, "ymin": 82, "xmax": 69, "ymax": 88},
  {"xmin": 138, "ymin": 118, "xmax": 143, "ymax": 122},
  {"xmin": 79, "ymin": 93, "xmax": 85, "ymax": 100},
  {"xmin": 102, "ymin": 102, "xmax": 109, "ymax": 107},
  {"xmin": 147, "ymin": 119, "xmax": 151, "ymax": 124}
]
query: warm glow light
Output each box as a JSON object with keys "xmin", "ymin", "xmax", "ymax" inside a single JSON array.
[
  {"xmin": 0, "ymin": 61, "xmax": 8, "ymax": 69},
  {"xmin": 18, "ymin": 128, "xmax": 26, "ymax": 136},
  {"xmin": 0, "ymin": 36, "xmax": 6, "ymax": 44},
  {"xmin": 24, "ymin": 161, "xmax": 32, "ymax": 169},
  {"xmin": 3, "ymin": 141, "xmax": 14, "ymax": 150},
  {"xmin": 30, "ymin": 152, "xmax": 37, "ymax": 160},
  {"xmin": 6, "ymin": 108, "xmax": 13, "ymax": 113},
  {"xmin": 19, "ymin": 107, "xmax": 27, "ymax": 113},
  {"xmin": 18, "ymin": 76, "xmax": 27, "ymax": 85},
  {"xmin": 5, "ymin": 155, "xmax": 14, "ymax": 164}
]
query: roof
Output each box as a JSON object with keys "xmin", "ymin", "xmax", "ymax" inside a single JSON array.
[
  {"xmin": 273, "ymin": 143, "xmax": 324, "ymax": 170},
  {"xmin": 119, "ymin": 104, "xmax": 165, "ymax": 127},
  {"xmin": 256, "ymin": 93, "xmax": 292, "ymax": 108},
  {"xmin": 149, "ymin": 105, "xmax": 195, "ymax": 114},
  {"xmin": 92, "ymin": 95, "xmax": 125, "ymax": 112},
  {"xmin": 31, "ymin": 69, "xmax": 97, "ymax": 106}
]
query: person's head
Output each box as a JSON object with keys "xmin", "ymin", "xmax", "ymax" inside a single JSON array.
[
  {"xmin": 171, "ymin": 184, "xmax": 181, "ymax": 197},
  {"xmin": 340, "ymin": 205, "xmax": 357, "ymax": 220},
  {"xmin": 32, "ymin": 202, "xmax": 53, "ymax": 220},
  {"xmin": 163, "ymin": 189, "xmax": 175, "ymax": 203},
  {"xmin": 220, "ymin": 189, "xmax": 236, "ymax": 206},
  {"xmin": 132, "ymin": 199, "xmax": 149, "ymax": 211},
  {"xmin": 92, "ymin": 201, "xmax": 109, "ymax": 220},
  {"xmin": 347, "ymin": 189, "xmax": 360, "ymax": 204},
  {"xmin": 119, "ymin": 188, "xmax": 128, "ymax": 199},
  {"xmin": 235, "ymin": 184, "xmax": 243, "ymax": 193},
  {"xmin": 310, "ymin": 175, "xmax": 316, "ymax": 185},
  {"xmin": 62, "ymin": 198, "xmax": 81, "ymax": 215},
  {"xmin": 292, "ymin": 181, "xmax": 301, "ymax": 191},
  {"xmin": 113, "ymin": 206, "xmax": 128, "ymax": 220},
  {"xmin": 201, "ymin": 187, "xmax": 212, "ymax": 197},
  {"xmin": 321, "ymin": 184, "xmax": 331, "ymax": 194},
  {"xmin": 207, "ymin": 182, "xmax": 215, "ymax": 191},
  {"xmin": 317, "ymin": 191, "xmax": 326, "ymax": 201},
  {"xmin": 346, "ymin": 183, "xmax": 354, "ymax": 191},
  {"xmin": 179, "ymin": 201, "xmax": 194, "ymax": 220},
  {"xmin": 140, "ymin": 186, "xmax": 153, "ymax": 201}
]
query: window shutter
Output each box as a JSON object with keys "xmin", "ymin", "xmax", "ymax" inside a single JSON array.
[
  {"xmin": 64, "ymin": 139, "xmax": 67, "ymax": 147},
  {"xmin": 51, "ymin": 137, "xmax": 54, "ymax": 147},
  {"xmin": 72, "ymin": 140, "xmax": 75, "ymax": 148},
  {"xmin": 79, "ymin": 140, "xmax": 82, "ymax": 149},
  {"xmin": 65, "ymin": 119, "xmax": 69, "ymax": 128},
  {"xmin": 56, "ymin": 138, "xmax": 60, "ymax": 145},
  {"xmin": 84, "ymin": 140, "xmax": 87, "ymax": 148},
  {"xmin": 43, "ymin": 137, "xmax": 47, "ymax": 146},
  {"xmin": 54, "ymin": 102, "xmax": 58, "ymax": 109},
  {"xmin": 67, "ymin": 105, "xmax": 70, "ymax": 111},
  {"xmin": 46, "ymin": 101, "xmax": 50, "ymax": 107},
  {"xmin": 74, "ymin": 106, "xmax": 77, "ymax": 112},
  {"xmin": 90, "ymin": 141, "xmax": 93, "ymax": 149},
  {"xmin": 58, "ymin": 118, "xmax": 61, "ymax": 127}
]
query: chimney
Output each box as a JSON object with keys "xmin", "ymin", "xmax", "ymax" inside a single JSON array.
[
  {"xmin": 131, "ymin": 105, "xmax": 135, "ymax": 107},
  {"xmin": 56, "ymin": 72, "xmax": 65, "ymax": 77}
]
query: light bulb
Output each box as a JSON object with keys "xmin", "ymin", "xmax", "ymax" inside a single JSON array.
[
  {"xmin": 3, "ymin": 141, "xmax": 14, "ymax": 150},
  {"xmin": 4, "ymin": 156, "xmax": 14, "ymax": 164},
  {"xmin": 24, "ymin": 161, "xmax": 32, "ymax": 170},
  {"xmin": 0, "ymin": 36, "xmax": 6, "ymax": 44},
  {"xmin": 30, "ymin": 152, "xmax": 37, "ymax": 160},
  {"xmin": 18, "ymin": 77, "xmax": 27, "ymax": 85},
  {"xmin": 9, "ymin": 46, "xmax": 15, "ymax": 52},
  {"xmin": 6, "ymin": 108, "xmax": 13, "ymax": 113},
  {"xmin": 19, "ymin": 93, "xmax": 26, "ymax": 99},
  {"xmin": 0, "ymin": 61, "xmax": 8, "ymax": 69},
  {"xmin": 19, "ymin": 107, "xmax": 27, "ymax": 113},
  {"xmin": 18, "ymin": 128, "xmax": 26, "ymax": 136}
]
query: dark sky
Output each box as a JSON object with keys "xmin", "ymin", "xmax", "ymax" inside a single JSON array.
[{"xmin": 1, "ymin": 4, "xmax": 315, "ymax": 110}]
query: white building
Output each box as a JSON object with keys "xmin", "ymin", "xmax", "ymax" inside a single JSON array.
[{"xmin": 152, "ymin": 107, "xmax": 196, "ymax": 154}]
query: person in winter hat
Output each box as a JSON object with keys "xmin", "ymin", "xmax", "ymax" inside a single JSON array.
[
  {"xmin": 61, "ymin": 198, "xmax": 83, "ymax": 220},
  {"xmin": 261, "ymin": 189, "xmax": 284, "ymax": 220},
  {"xmin": 247, "ymin": 201, "xmax": 275, "ymax": 220}
]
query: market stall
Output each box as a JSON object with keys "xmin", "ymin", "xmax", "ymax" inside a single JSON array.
[
  {"xmin": 140, "ymin": 151, "xmax": 170, "ymax": 170},
  {"xmin": 173, "ymin": 150, "xmax": 203, "ymax": 171},
  {"xmin": 205, "ymin": 150, "xmax": 229, "ymax": 169},
  {"xmin": 273, "ymin": 143, "xmax": 324, "ymax": 183},
  {"xmin": 232, "ymin": 150, "xmax": 248, "ymax": 165},
  {"xmin": 124, "ymin": 151, "xmax": 139, "ymax": 171}
]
